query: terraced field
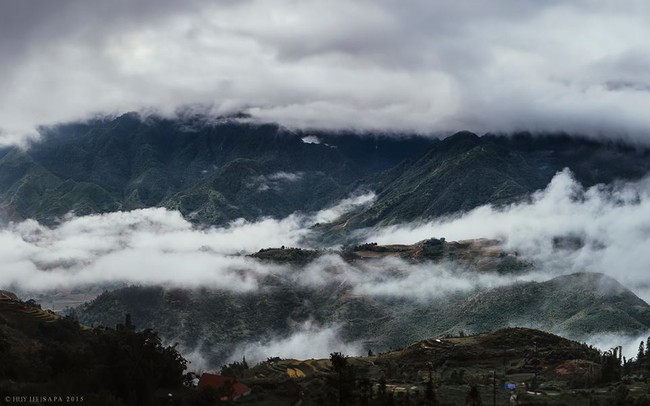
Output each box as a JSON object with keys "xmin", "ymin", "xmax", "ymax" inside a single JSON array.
[
  {"xmin": 251, "ymin": 358, "xmax": 333, "ymax": 382},
  {"xmin": 0, "ymin": 295, "xmax": 61, "ymax": 323},
  {"xmin": 232, "ymin": 328, "xmax": 648, "ymax": 405}
]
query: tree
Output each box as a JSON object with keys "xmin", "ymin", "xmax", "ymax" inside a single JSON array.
[
  {"xmin": 330, "ymin": 352, "xmax": 348, "ymax": 374},
  {"xmin": 601, "ymin": 347, "xmax": 622, "ymax": 383},
  {"xmin": 639, "ymin": 341, "xmax": 645, "ymax": 362},
  {"xmin": 465, "ymin": 385, "xmax": 482, "ymax": 406},
  {"xmin": 329, "ymin": 352, "xmax": 353, "ymax": 405},
  {"xmin": 95, "ymin": 327, "xmax": 187, "ymax": 404},
  {"xmin": 220, "ymin": 359, "xmax": 248, "ymax": 377}
]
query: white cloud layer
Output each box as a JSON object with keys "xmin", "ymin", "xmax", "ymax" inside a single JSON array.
[
  {"xmin": 2, "ymin": 171, "xmax": 650, "ymax": 362},
  {"xmin": 226, "ymin": 322, "xmax": 362, "ymax": 365},
  {"xmin": 370, "ymin": 169, "xmax": 650, "ymax": 302},
  {"xmin": 0, "ymin": 208, "xmax": 292, "ymax": 291},
  {"xmin": 0, "ymin": 193, "xmax": 375, "ymax": 293},
  {"xmin": 250, "ymin": 171, "xmax": 304, "ymax": 192},
  {"xmin": 2, "ymin": 1, "xmax": 650, "ymax": 145},
  {"xmin": 3, "ymin": 168, "xmax": 650, "ymax": 314},
  {"xmin": 294, "ymin": 254, "xmax": 546, "ymax": 301}
]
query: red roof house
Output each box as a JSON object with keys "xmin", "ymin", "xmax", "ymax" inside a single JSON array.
[{"xmin": 197, "ymin": 373, "xmax": 252, "ymax": 401}]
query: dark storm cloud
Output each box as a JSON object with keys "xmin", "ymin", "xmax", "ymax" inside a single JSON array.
[{"xmin": 1, "ymin": 1, "xmax": 650, "ymax": 145}]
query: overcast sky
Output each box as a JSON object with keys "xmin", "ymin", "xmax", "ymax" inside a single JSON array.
[{"xmin": 2, "ymin": 1, "xmax": 650, "ymax": 145}]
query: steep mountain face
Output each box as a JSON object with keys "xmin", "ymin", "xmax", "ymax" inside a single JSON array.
[
  {"xmin": 0, "ymin": 114, "xmax": 433, "ymax": 224},
  {"xmin": 340, "ymin": 132, "xmax": 650, "ymax": 227},
  {"xmin": 0, "ymin": 148, "xmax": 121, "ymax": 222},
  {"xmin": 3, "ymin": 116, "xmax": 649, "ymax": 228},
  {"xmin": 445, "ymin": 272, "xmax": 650, "ymax": 337},
  {"xmin": 72, "ymin": 271, "xmax": 650, "ymax": 367}
]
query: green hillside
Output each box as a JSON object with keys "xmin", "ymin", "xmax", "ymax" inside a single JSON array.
[
  {"xmin": 2, "ymin": 116, "xmax": 650, "ymax": 229},
  {"xmin": 7, "ymin": 291, "xmax": 649, "ymax": 405},
  {"xmin": 0, "ymin": 114, "xmax": 432, "ymax": 224},
  {"xmin": 444, "ymin": 273, "xmax": 650, "ymax": 338},
  {"xmin": 0, "ymin": 292, "xmax": 188, "ymax": 405},
  {"xmin": 237, "ymin": 328, "xmax": 618, "ymax": 405},
  {"xmin": 338, "ymin": 132, "xmax": 650, "ymax": 227},
  {"xmin": 72, "ymin": 270, "xmax": 650, "ymax": 369}
]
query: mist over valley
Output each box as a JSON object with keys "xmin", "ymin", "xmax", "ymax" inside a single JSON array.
[
  {"xmin": 3, "ymin": 2, "xmax": 650, "ymax": 403},
  {"xmin": 2, "ymin": 119, "xmax": 650, "ymax": 372}
]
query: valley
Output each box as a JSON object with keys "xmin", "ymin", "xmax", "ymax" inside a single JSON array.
[
  {"xmin": 2, "ymin": 117, "xmax": 650, "ymax": 405},
  {"xmin": 71, "ymin": 240, "xmax": 650, "ymax": 371},
  {"xmin": 4, "ymin": 3, "xmax": 650, "ymax": 404},
  {"xmin": 3, "ymin": 291, "xmax": 650, "ymax": 405}
]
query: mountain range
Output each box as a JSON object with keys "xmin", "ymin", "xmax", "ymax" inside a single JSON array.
[
  {"xmin": 0, "ymin": 114, "xmax": 431, "ymax": 224},
  {"xmin": 4, "ymin": 114, "xmax": 650, "ymax": 376},
  {"xmin": 2, "ymin": 114, "xmax": 650, "ymax": 229}
]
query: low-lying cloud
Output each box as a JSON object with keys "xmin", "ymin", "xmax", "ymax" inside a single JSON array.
[
  {"xmin": 295, "ymin": 254, "xmax": 546, "ymax": 301},
  {"xmin": 0, "ymin": 193, "xmax": 373, "ymax": 293},
  {"xmin": 3, "ymin": 169, "xmax": 650, "ymax": 364},
  {"xmin": 369, "ymin": 169, "xmax": 650, "ymax": 303},
  {"xmin": 5, "ymin": 169, "xmax": 650, "ymax": 308},
  {"xmin": 249, "ymin": 171, "xmax": 304, "ymax": 192},
  {"xmin": 1, "ymin": 209, "xmax": 285, "ymax": 292},
  {"xmin": 314, "ymin": 192, "xmax": 375, "ymax": 224},
  {"xmin": 226, "ymin": 322, "xmax": 363, "ymax": 366}
]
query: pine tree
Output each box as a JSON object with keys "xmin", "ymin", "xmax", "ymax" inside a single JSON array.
[{"xmin": 639, "ymin": 341, "xmax": 645, "ymax": 362}]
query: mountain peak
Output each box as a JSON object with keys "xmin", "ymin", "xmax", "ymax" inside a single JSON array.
[{"xmin": 448, "ymin": 130, "xmax": 480, "ymax": 140}]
